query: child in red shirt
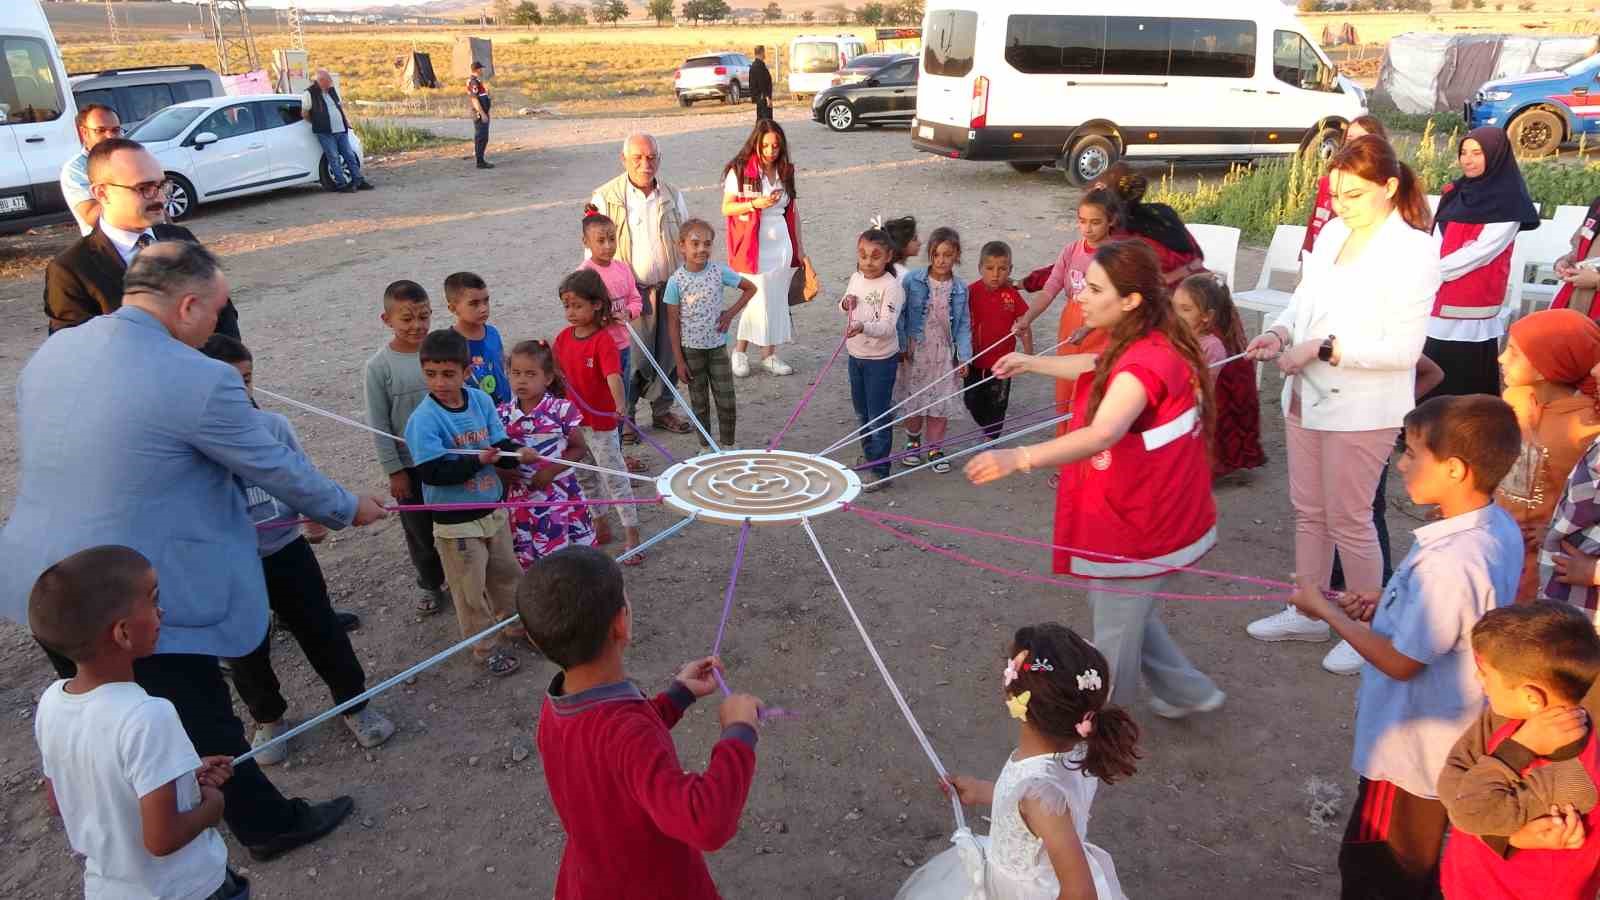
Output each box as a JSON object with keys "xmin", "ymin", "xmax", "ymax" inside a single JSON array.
[
  {"xmin": 964, "ymin": 241, "xmax": 1034, "ymax": 441},
  {"xmin": 519, "ymin": 546, "xmax": 762, "ymax": 900}
]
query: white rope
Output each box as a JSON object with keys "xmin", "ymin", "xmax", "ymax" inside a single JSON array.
[
  {"xmin": 1209, "ymin": 350, "xmax": 1250, "ymax": 369},
  {"xmin": 873, "ymin": 410, "xmax": 1073, "ymax": 488},
  {"xmin": 820, "ymin": 335, "xmax": 1072, "ymax": 456},
  {"xmin": 625, "ymin": 321, "xmax": 720, "ymax": 452},
  {"xmin": 800, "ymin": 518, "xmax": 966, "ymax": 832},
  {"xmin": 233, "ymin": 512, "xmax": 699, "ymax": 766}
]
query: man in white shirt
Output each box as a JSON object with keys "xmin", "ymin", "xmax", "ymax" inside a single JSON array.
[
  {"xmin": 589, "ymin": 133, "xmax": 695, "ymax": 437},
  {"xmin": 299, "ymin": 68, "xmax": 369, "ymax": 193},
  {"xmin": 59, "ymin": 104, "xmax": 123, "ymax": 236}
]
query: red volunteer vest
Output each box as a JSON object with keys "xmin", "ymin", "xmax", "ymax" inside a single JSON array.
[
  {"xmin": 1433, "ymin": 185, "xmax": 1514, "ymax": 320},
  {"xmin": 1303, "ymin": 175, "xmax": 1333, "ymax": 256},
  {"xmin": 725, "ymin": 154, "xmax": 800, "ymax": 276},
  {"xmin": 1439, "ymin": 719, "xmax": 1600, "ymax": 900},
  {"xmin": 1552, "ymin": 199, "xmax": 1600, "ymax": 315},
  {"xmin": 1052, "ymin": 331, "xmax": 1217, "ymax": 579}
]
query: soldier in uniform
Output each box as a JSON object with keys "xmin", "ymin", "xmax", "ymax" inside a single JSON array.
[{"xmin": 468, "ymin": 60, "xmax": 493, "ymax": 170}]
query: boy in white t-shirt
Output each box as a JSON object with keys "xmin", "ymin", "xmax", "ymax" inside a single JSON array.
[{"xmin": 30, "ymin": 546, "xmax": 248, "ymax": 900}]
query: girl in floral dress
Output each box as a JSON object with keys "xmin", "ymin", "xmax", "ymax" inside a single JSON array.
[
  {"xmin": 497, "ymin": 340, "xmax": 596, "ymax": 569},
  {"xmin": 895, "ymin": 227, "xmax": 972, "ymax": 473}
]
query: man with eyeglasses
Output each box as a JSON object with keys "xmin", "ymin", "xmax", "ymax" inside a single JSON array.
[
  {"xmin": 59, "ymin": 103, "xmax": 123, "ymax": 236},
  {"xmin": 43, "ymin": 139, "xmax": 240, "ymax": 337}
]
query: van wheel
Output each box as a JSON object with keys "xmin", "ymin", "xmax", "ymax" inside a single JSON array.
[
  {"xmin": 164, "ymin": 174, "xmax": 195, "ymax": 221},
  {"xmin": 825, "ymin": 100, "xmax": 855, "ymax": 132},
  {"xmin": 1305, "ymin": 125, "xmax": 1343, "ymax": 163},
  {"xmin": 1063, "ymin": 135, "xmax": 1117, "ymax": 187},
  {"xmin": 725, "ymin": 82, "xmax": 741, "ymax": 105},
  {"xmin": 1508, "ymin": 109, "xmax": 1562, "ymax": 158},
  {"xmin": 1008, "ymin": 162, "xmax": 1044, "ymax": 174}
]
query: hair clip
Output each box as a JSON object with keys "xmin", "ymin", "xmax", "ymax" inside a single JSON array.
[
  {"xmin": 1027, "ymin": 658, "xmax": 1054, "ymax": 672},
  {"xmin": 869, "ymin": 214, "xmax": 884, "ymax": 229},
  {"xmin": 1003, "ymin": 650, "xmax": 1027, "ymax": 687},
  {"xmin": 1076, "ymin": 668, "xmax": 1102, "ymax": 692},
  {"xmin": 1006, "ymin": 690, "xmax": 1030, "ymax": 723},
  {"xmin": 1075, "ymin": 711, "xmax": 1095, "ymax": 738},
  {"xmin": 583, "ymin": 203, "xmax": 600, "ymax": 217}
]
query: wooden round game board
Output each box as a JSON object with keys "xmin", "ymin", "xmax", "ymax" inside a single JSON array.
[{"xmin": 655, "ymin": 449, "xmax": 862, "ymax": 525}]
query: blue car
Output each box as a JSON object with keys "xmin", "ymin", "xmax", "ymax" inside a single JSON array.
[{"xmin": 1466, "ymin": 54, "xmax": 1600, "ymax": 157}]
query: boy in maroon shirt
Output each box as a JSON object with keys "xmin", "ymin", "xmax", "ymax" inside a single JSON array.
[{"xmin": 518, "ymin": 546, "xmax": 761, "ymax": 899}]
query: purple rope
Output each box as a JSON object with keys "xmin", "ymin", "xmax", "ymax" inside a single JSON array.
[
  {"xmin": 852, "ymin": 401, "xmax": 1063, "ymax": 471},
  {"xmin": 563, "ymin": 385, "xmax": 679, "ymax": 464},
  {"xmin": 767, "ymin": 329, "xmax": 851, "ymax": 451},
  {"xmin": 711, "ymin": 519, "xmax": 753, "ymax": 696}
]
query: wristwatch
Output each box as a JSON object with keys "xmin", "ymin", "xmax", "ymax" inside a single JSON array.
[{"xmin": 1318, "ymin": 335, "xmax": 1336, "ymax": 364}]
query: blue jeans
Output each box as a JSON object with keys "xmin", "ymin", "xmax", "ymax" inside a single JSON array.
[
  {"xmin": 316, "ymin": 131, "xmax": 361, "ymax": 187},
  {"xmin": 848, "ymin": 354, "xmax": 899, "ymax": 477}
]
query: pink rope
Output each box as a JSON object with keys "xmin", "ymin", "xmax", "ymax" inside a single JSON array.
[
  {"xmin": 854, "ymin": 512, "xmax": 1291, "ymax": 603},
  {"xmin": 563, "ymin": 383, "xmax": 680, "ymax": 464},
  {"xmin": 845, "ymin": 505, "xmax": 1295, "ymax": 592},
  {"xmin": 767, "ymin": 328, "xmax": 851, "ymax": 451},
  {"xmin": 711, "ymin": 520, "xmax": 752, "ymax": 696}
]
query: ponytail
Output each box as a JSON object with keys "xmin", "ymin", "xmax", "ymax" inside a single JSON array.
[
  {"xmin": 1395, "ymin": 163, "xmax": 1433, "ymax": 233},
  {"xmin": 1078, "ymin": 704, "xmax": 1141, "ymax": 784},
  {"xmin": 1328, "ymin": 135, "xmax": 1433, "ymax": 233}
]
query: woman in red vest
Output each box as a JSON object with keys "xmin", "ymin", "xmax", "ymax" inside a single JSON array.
[
  {"xmin": 1423, "ymin": 127, "xmax": 1540, "ymax": 398},
  {"xmin": 1552, "ymin": 196, "xmax": 1600, "ymax": 319},
  {"xmin": 721, "ymin": 120, "xmax": 805, "ymax": 378},
  {"xmin": 966, "ymin": 240, "xmax": 1224, "ymax": 717},
  {"xmin": 1303, "ymin": 114, "xmax": 1388, "ymax": 256}
]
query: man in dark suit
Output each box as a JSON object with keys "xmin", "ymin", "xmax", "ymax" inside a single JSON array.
[
  {"xmin": 750, "ymin": 45, "xmax": 774, "ymax": 121},
  {"xmin": 42, "ymin": 138, "xmax": 240, "ymax": 337}
]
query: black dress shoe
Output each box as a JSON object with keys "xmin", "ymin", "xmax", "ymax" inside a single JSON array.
[
  {"xmin": 341, "ymin": 183, "xmax": 359, "ymax": 193},
  {"xmin": 476, "ymin": 160, "xmax": 495, "ymax": 169},
  {"xmin": 355, "ymin": 180, "xmax": 374, "ymax": 191},
  {"xmin": 335, "ymin": 609, "xmax": 361, "ymax": 632},
  {"xmin": 244, "ymin": 796, "xmax": 355, "ymax": 862}
]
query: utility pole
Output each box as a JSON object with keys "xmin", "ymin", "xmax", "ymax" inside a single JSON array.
[
  {"xmin": 206, "ymin": 0, "xmax": 262, "ymax": 76},
  {"xmin": 105, "ymin": 0, "xmax": 122, "ymax": 46},
  {"xmin": 285, "ymin": 0, "xmax": 306, "ymax": 50}
]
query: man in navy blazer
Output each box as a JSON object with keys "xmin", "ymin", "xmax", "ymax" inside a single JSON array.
[{"xmin": 1, "ymin": 241, "xmax": 388, "ymax": 861}]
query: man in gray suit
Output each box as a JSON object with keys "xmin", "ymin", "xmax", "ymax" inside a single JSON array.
[{"xmin": 1, "ymin": 241, "xmax": 388, "ymax": 861}]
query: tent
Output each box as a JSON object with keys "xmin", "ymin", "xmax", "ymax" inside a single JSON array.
[
  {"xmin": 1374, "ymin": 32, "xmax": 1598, "ymax": 114},
  {"xmin": 451, "ymin": 37, "xmax": 493, "ymax": 81},
  {"xmin": 400, "ymin": 51, "xmax": 438, "ymax": 92}
]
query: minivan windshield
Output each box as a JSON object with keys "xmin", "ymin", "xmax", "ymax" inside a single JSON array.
[
  {"xmin": 794, "ymin": 42, "xmax": 841, "ymax": 74},
  {"xmin": 129, "ymin": 105, "xmax": 204, "ymax": 143}
]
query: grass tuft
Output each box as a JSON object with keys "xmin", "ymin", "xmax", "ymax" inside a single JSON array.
[{"xmin": 351, "ymin": 118, "xmax": 451, "ymax": 154}]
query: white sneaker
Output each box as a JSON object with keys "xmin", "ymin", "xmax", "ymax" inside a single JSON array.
[
  {"xmin": 1246, "ymin": 606, "xmax": 1330, "ymax": 643},
  {"xmin": 762, "ymin": 355, "xmax": 794, "ymax": 376},
  {"xmin": 1322, "ymin": 639, "xmax": 1364, "ymax": 676},
  {"xmin": 1149, "ymin": 688, "xmax": 1226, "ymax": 720},
  {"xmin": 731, "ymin": 351, "xmax": 750, "ymax": 378},
  {"xmin": 343, "ymin": 706, "xmax": 397, "ymax": 748},
  {"xmin": 251, "ymin": 720, "xmax": 290, "ymax": 766}
]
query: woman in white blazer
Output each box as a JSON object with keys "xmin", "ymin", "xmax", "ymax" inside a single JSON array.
[{"xmin": 1242, "ymin": 135, "xmax": 1443, "ymax": 648}]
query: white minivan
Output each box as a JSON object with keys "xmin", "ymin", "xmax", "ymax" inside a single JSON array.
[
  {"xmin": 912, "ymin": 0, "xmax": 1364, "ymax": 184},
  {"xmin": 788, "ymin": 34, "xmax": 870, "ymax": 100},
  {"xmin": 1, "ymin": 0, "xmax": 78, "ymax": 234}
]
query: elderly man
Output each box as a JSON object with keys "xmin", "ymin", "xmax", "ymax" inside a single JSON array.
[
  {"xmin": 590, "ymin": 133, "xmax": 695, "ymax": 439},
  {"xmin": 300, "ymin": 68, "xmax": 369, "ymax": 192},
  {"xmin": 59, "ymin": 103, "xmax": 122, "ymax": 235},
  {"xmin": 3, "ymin": 241, "xmax": 388, "ymax": 861},
  {"xmin": 42, "ymin": 139, "xmax": 240, "ymax": 337}
]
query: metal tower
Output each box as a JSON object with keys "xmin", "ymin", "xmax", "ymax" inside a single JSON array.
[
  {"xmin": 206, "ymin": 0, "xmax": 262, "ymax": 76},
  {"xmin": 105, "ymin": 0, "xmax": 122, "ymax": 46},
  {"xmin": 285, "ymin": 1, "xmax": 306, "ymax": 51}
]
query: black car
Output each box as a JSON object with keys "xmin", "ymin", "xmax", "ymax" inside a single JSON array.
[{"xmin": 810, "ymin": 57, "xmax": 918, "ymax": 133}]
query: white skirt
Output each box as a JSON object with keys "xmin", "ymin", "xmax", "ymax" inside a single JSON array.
[
  {"xmin": 896, "ymin": 831, "xmax": 1127, "ymax": 900},
  {"xmin": 735, "ymin": 212, "xmax": 795, "ymax": 347}
]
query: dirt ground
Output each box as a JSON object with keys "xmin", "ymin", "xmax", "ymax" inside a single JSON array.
[{"xmin": 0, "ymin": 107, "xmax": 1408, "ymax": 899}]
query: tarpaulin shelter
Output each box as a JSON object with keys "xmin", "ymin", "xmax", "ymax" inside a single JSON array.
[
  {"xmin": 400, "ymin": 51, "xmax": 438, "ymax": 91},
  {"xmin": 451, "ymin": 37, "xmax": 493, "ymax": 80},
  {"xmin": 1374, "ymin": 32, "xmax": 1598, "ymax": 114}
]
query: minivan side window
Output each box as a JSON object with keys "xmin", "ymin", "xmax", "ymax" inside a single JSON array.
[
  {"xmin": 121, "ymin": 83, "xmax": 175, "ymax": 125},
  {"xmin": 924, "ymin": 10, "xmax": 978, "ymax": 78},
  {"xmin": 1273, "ymin": 31, "xmax": 1333, "ymax": 92},
  {"xmin": 1104, "ymin": 18, "xmax": 1170, "ymax": 77},
  {"xmin": 1170, "ymin": 20, "xmax": 1255, "ymax": 79},
  {"xmin": 0, "ymin": 37, "xmax": 65, "ymax": 125},
  {"xmin": 1003, "ymin": 17, "xmax": 1255, "ymax": 79},
  {"xmin": 172, "ymin": 80, "xmax": 215, "ymax": 103},
  {"xmin": 1006, "ymin": 15, "xmax": 1103, "ymax": 75}
]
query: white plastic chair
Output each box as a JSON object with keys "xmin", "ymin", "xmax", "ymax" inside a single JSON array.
[
  {"xmin": 1518, "ymin": 217, "xmax": 1583, "ymax": 315},
  {"xmin": 1234, "ymin": 224, "xmax": 1307, "ymax": 322},
  {"xmin": 1427, "ymin": 194, "xmax": 1441, "ymax": 214},
  {"xmin": 1530, "ymin": 204, "xmax": 1587, "ymax": 286},
  {"xmin": 1187, "ymin": 223, "xmax": 1241, "ymax": 288}
]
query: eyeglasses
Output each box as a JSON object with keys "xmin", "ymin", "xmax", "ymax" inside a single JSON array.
[
  {"xmin": 102, "ymin": 180, "xmax": 173, "ymax": 199},
  {"xmin": 87, "ymin": 125, "xmax": 124, "ymax": 136}
]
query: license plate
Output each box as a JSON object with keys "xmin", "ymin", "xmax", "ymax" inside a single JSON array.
[
  {"xmin": 0, "ymin": 195, "xmax": 28, "ymax": 214},
  {"xmin": 918, "ymin": 125, "xmax": 933, "ymax": 139}
]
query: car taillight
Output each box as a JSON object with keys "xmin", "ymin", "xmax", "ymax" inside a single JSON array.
[
  {"xmin": 970, "ymin": 76, "xmax": 989, "ymax": 129},
  {"xmin": 714, "ymin": 66, "xmax": 727, "ymax": 75}
]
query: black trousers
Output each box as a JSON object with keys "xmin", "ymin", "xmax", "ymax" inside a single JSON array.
[
  {"xmin": 962, "ymin": 366, "xmax": 1011, "ymax": 442},
  {"xmin": 1331, "ymin": 461, "xmax": 1394, "ymax": 591},
  {"xmin": 1420, "ymin": 335, "xmax": 1502, "ymax": 401},
  {"xmin": 398, "ymin": 467, "xmax": 445, "ymax": 591},
  {"xmin": 1339, "ymin": 777, "xmax": 1446, "ymax": 900},
  {"xmin": 38, "ymin": 642, "xmax": 299, "ymax": 845},
  {"xmin": 755, "ymin": 96, "xmax": 773, "ymax": 121},
  {"xmin": 228, "ymin": 537, "xmax": 368, "ymax": 724},
  {"xmin": 473, "ymin": 116, "xmax": 490, "ymax": 163}
]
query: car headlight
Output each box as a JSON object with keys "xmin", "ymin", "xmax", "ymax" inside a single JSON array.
[{"xmin": 1480, "ymin": 90, "xmax": 1512, "ymax": 102}]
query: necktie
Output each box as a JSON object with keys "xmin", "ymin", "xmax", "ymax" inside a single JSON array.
[{"xmin": 133, "ymin": 232, "xmax": 155, "ymax": 252}]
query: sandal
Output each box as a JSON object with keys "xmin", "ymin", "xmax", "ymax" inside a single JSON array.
[
  {"xmin": 654, "ymin": 413, "xmax": 694, "ymax": 435},
  {"xmin": 479, "ymin": 650, "xmax": 521, "ymax": 678},
  {"xmin": 621, "ymin": 545, "xmax": 645, "ymax": 566},
  {"xmin": 595, "ymin": 519, "xmax": 615, "ymax": 546},
  {"xmin": 415, "ymin": 587, "xmax": 445, "ymax": 616},
  {"xmin": 901, "ymin": 435, "xmax": 924, "ymax": 468},
  {"xmin": 929, "ymin": 449, "xmax": 951, "ymax": 474},
  {"xmin": 621, "ymin": 427, "xmax": 641, "ymax": 446},
  {"xmin": 625, "ymin": 456, "xmax": 648, "ymax": 474}
]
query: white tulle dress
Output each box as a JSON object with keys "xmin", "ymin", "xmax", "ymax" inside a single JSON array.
[{"xmin": 895, "ymin": 751, "xmax": 1127, "ymax": 900}]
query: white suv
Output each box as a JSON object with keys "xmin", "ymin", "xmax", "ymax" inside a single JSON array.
[{"xmin": 674, "ymin": 52, "xmax": 753, "ymax": 106}]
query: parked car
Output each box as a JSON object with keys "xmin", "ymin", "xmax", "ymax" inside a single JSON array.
[
  {"xmin": 813, "ymin": 57, "xmax": 920, "ymax": 132},
  {"xmin": 1466, "ymin": 53, "xmax": 1600, "ymax": 158},
  {"xmin": 674, "ymin": 52, "xmax": 752, "ymax": 106},
  {"xmin": 789, "ymin": 34, "xmax": 870, "ymax": 99},
  {"xmin": 127, "ymin": 94, "xmax": 363, "ymax": 221},
  {"xmin": 1, "ymin": 0, "xmax": 78, "ymax": 235},
  {"xmin": 831, "ymin": 52, "xmax": 913, "ymax": 86},
  {"xmin": 70, "ymin": 64, "xmax": 223, "ymax": 131}
]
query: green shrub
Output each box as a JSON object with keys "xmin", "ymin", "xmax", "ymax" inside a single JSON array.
[
  {"xmin": 1370, "ymin": 105, "xmax": 1464, "ymax": 137},
  {"xmin": 351, "ymin": 118, "xmax": 452, "ymax": 154}
]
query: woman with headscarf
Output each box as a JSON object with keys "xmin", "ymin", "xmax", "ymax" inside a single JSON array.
[
  {"xmin": 1493, "ymin": 308, "xmax": 1600, "ymax": 602},
  {"xmin": 1423, "ymin": 126, "xmax": 1541, "ymax": 398}
]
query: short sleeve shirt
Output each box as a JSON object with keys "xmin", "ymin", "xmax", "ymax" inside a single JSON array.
[
  {"xmin": 35, "ymin": 681, "xmax": 227, "ymax": 900},
  {"xmin": 1351, "ymin": 503, "xmax": 1523, "ymax": 798},
  {"xmin": 461, "ymin": 324, "xmax": 511, "ymax": 405},
  {"xmin": 401, "ymin": 388, "xmax": 508, "ymax": 508},
  {"xmin": 554, "ymin": 327, "xmax": 622, "ymax": 430},
  {"xmin": 966, "ymin": 280, "xmax": 1026, "ymax": 371},
  {"xmin": 664, "ymin": 263, "xmax": 744, "ymax": 350},
  {"xmin": 60, "ymin": 150, "xmax": 93, "ymax": 236}
]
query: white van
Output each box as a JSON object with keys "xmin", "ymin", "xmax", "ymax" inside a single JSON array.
[
  {"xmin": 912, "ymin": 0, "xmax": 1364, "ymax": 184},
  {"xmin": 1, "ymin": 0, "xmax": 78, "ymax": 234},
  {"xmin": 788, "ymin": 34, "xmax": 870, "ymax": 100}
]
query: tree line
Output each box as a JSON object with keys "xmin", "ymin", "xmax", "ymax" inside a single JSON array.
[{"xmin": 489, "ymin": 0, "xmax": 927, "ymax": 26}]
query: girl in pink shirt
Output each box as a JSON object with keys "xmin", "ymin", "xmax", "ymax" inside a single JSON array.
[{"xmin": 579, "ymin": 207, "xmax": 646, "ymax": 466}]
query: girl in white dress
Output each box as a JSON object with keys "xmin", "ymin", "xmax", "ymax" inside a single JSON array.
[
  {"xmin": 897, "ymin": 624, "xmax": 1138, "ymax": 900},
  {"xmin": 722, "ymin": 120, "xmax": 805, "ymax": 378}
]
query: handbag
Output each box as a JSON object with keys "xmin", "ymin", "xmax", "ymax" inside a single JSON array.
[{"xmin": 787, "ymin": 256, "xmax": 820, "ymax": 306}]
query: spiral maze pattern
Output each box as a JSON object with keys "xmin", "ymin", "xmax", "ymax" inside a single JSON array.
[{"xmin": 656, "ymin": 450, "xmax": 862, "ymax": 525}]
